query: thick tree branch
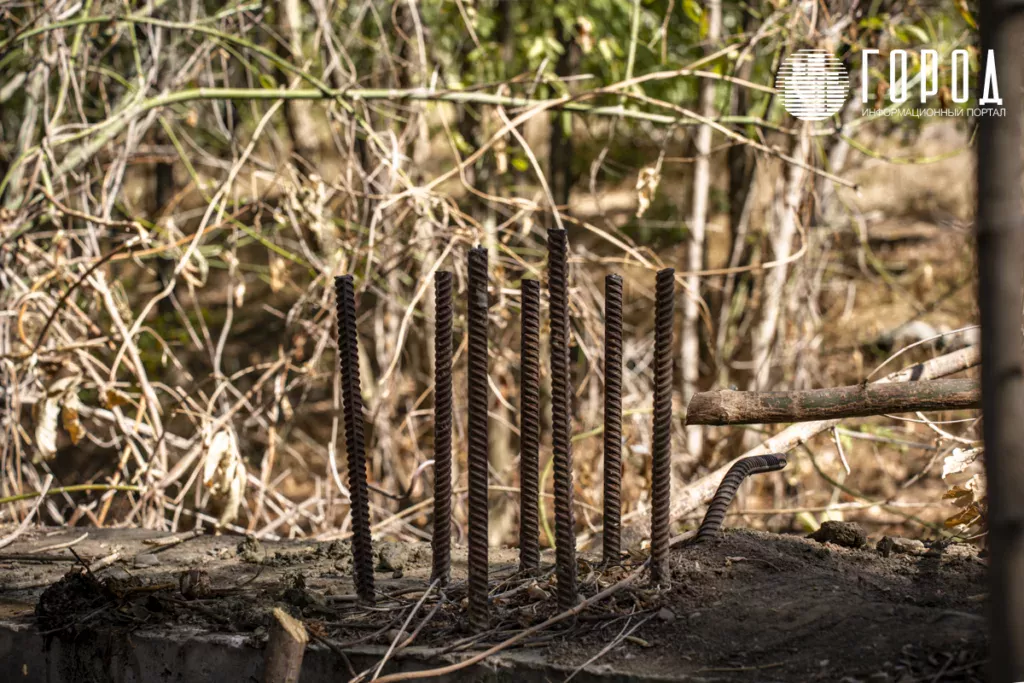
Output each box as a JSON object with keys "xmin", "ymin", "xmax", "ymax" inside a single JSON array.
[{"xmin": 686, "ymin": 379, "xmax": 979, "ymax": 426}]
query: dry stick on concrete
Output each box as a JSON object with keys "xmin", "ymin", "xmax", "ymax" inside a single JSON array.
[
  {"xmin": 370, "ymin": 562, "xmax": 647, "ymax": 683},
  {"xmin": 671, "ymin": 344, "xmax": 981, "ymax": 523},
  {"xmin": 263, "ymin": 607, "xmax": 309, "ymax": 683},
  {"xmin": 686, "ymin": 379, "xmax": 980, "ymax": 426}
]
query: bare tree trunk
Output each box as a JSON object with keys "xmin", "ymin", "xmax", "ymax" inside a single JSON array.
[
  {"xmin": 977, "ymin": 3, "xmax": 1024, "ymax": 678},
  {"xmin": 748, "ymin": 125, "xmax": 810, "ymax": 391},
  {"xmin": 682, "ymin": 0, "xmax": 722, "ymax": 459}
]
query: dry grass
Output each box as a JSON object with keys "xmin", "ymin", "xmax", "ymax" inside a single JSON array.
[{"xmin": 0, "ymin": 2, "xmax": 982, "ymax": 549}]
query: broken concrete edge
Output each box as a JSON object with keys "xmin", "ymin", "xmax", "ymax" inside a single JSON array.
[{"xmin": 0, "ymin": 617, "xmax": 680, "ymax": 683}]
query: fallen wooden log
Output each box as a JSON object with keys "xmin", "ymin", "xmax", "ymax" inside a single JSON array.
[
  {"xmin": 670, "ymin": 344, "xmax": 980, "ymax": 524},
  {"xmin": 686, "ymin": 379, "xmax": 979, "ymax": 426}
]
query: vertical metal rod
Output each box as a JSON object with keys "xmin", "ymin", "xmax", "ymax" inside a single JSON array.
[
  {"xmin": 334, "ymin": 275, "xmax": 374, "ymax": 603},
  {"xmin": 547, "ymin": 229, "xmax": 577, "ymax": 610},
  {"xmin": 977, "ymin": 2, "xmax": 1024, "ymax": 677},
  {"xmin": 466, "ymin": 247, "xmax": 490, "ymax": 630},
  {"xmin": 602, "ymin": 274, "xmax": 624, "ymax": 565},
  {"xmin": 431, "ymin": 271, "xmax": 454, "ymax": 585},
  {"xmin": 519, "ymin": 279, "xmax": 542, "ymax": 572},
  {"xmin": 650, "ymin": 268, "xmax": 675, "ymax": 587}
]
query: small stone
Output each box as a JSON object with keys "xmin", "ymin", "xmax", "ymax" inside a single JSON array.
[
  {"xmin": 392, "ymin": 569, "xmax": 404, "ymax": 579},
  {"xmin": 877, "ymin": 536, "xmax": 926, "ymax": 557},
  {"xmin": 688, "ymin": 611, "xmax": 702, "ymax": 622},
  {"xmin": 383, "ymin": 629, "xmax": 409, "ymax": 644},
  {"xmin": 526, "ymin": 584, "xmax": 549, "ymax": 601},
  {"xmin": 134, "ymin": 553, "xmax": 160, "ymax": 567},
  {"xmin": 809, "ymin": 521, "xmax": 867, "ymax": 549},
  {"xmin": 376, "ymin": 545, "xmax": 410, "ymax": 572},
  {"xmin": 657, "ymin": 607, "xmax": 675, "ymax": 622}
]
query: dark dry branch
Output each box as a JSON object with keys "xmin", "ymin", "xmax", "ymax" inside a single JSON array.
[{"xmin": 686, "ymin": 379, "xmax": 979, "ymax": 426}]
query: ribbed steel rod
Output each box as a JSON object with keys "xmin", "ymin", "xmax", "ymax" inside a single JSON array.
[
  {"xmin": 696, "ymin": 454, "xmax": 788, "ymax": 541},
  {"xmin": 334, "ymin": 275, "xmax": 375, "ymax": 603},
  {"xmin": 466, "ymin": 247, "xmax": 490, "ymax": 631},
  {"xmin": 431, "ymin": 270, "xmax": 454, "ymax": 585},
  {"xmin": 519, "ymin": 279, "xmax": 542, "ymax": 572},
  {"xmin": 602, "ymin": 274, "xmax": 624, "ymax": 565},
  {"xmin": 547, "ymin": 229, "xmax": 577, "ymax": 609},
  {"xmin": 650, "ymin": 268, "xmax": 675, "ymax": 587}
]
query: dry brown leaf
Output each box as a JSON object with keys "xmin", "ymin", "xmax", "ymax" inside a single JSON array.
[
  {"xmin": 101, "ymin": 386, "xmax": 131, "ymax": 409},
  {"xmin": 61, "ymin": 393, "xmax": 85, "ymax": 445}
]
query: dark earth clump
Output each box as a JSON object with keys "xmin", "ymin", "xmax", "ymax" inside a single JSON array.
[{"xmin": 809, "ymin": 520, "xmax": 868, "ymax": 548}]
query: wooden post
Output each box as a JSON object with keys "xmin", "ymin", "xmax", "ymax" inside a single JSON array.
[
  {"xmin": 263, "ymin": 607, "xmax": 308, "ymax": 683},
  {"xmin": 978, "ymin": 1, "xmax": 1024, "ymax": 678}
]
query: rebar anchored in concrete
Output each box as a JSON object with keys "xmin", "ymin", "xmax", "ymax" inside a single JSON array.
[
  {"xmin": 519, "ymin": 279, "xmax": 542, "ymax": 572},
  {"xmin": 334, "ymin": 275, "xmax": 375, "ymax": 603},
  {"xmin": 650, "ymin": 268, "xmax": 675, "ymax": 587},
  {"xmin": 431, "ymin": 270, "xmax": 454, "ymax": 586},
  {"xmin": 547, "ymin": 229, "xmax": 578, "ymax": 610},
  {"xmin": 466, "ymin": 247, "xmax": 491, "ymax": 630},
  {"xmin": 696, "ymin": 455, "xmax": 788, "ymax": 542},
  {"xmin": 603, "ymin": 274, "xmax": 624, "ymax": 565}
]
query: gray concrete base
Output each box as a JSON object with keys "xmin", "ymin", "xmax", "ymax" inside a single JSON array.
[{"xmin": 0, "ymin": 615, "xmax": 664, "ymax": 683}]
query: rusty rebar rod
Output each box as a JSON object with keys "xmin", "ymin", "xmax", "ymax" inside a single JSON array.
[
  {"xmin": 519, "ymin": 279, "xmax": 541, "ymax": 572},
  {"xmin": 602, "ymin": 274, "xmax": 624, "ymax": 565},
  {"xmin": 650, "ymin": 268, "xmax": 675, "ymax": 587},
  {"xmin": 431, "ymin": 270, "xmax": 454, "ymax": 585},
  {"xmin": 334, "ymin": 275, "xmax": 374, "ymax": 603},
  {"xmin": 547, "ymin": 229, "xmax": 577, "ymax": 609},
  {"xmin": 696, "ymin": 454, "xmax": 788, "ymax": 541},
  {"xmin": 466, "ymin": 247, "xmax": 490, "ymax": 630}
]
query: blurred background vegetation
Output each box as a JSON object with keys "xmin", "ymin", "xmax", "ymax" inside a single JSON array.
[{"xmin": 0, "ymin": 0, "xmax": 984, "ymax": 549}]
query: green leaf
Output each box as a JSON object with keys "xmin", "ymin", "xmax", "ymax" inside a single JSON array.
[
  {"xmin": 682, "ymin": 0, "xmax": 702, "ymax": 25},
  {"xmin": 902, "ymin": 24, "xmax": 930, "ymax": 44}
]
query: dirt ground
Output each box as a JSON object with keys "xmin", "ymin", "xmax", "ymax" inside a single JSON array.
[{"xmin": 0, "ymin": 526, "xmax": 986, "ymax": 682}]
